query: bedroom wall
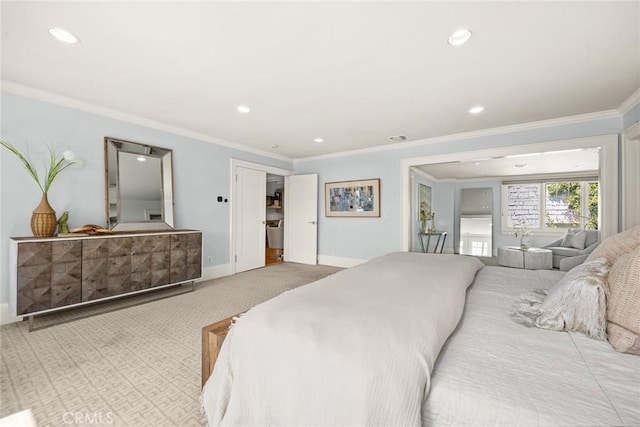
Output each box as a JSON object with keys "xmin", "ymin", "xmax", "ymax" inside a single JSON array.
[
  {"xmin": 622, "ymin": 102, "xmax": 640, "ymax": 131},
  {"xmin": 0, "ymin": 92, "xmax": 292, "ymax": 317},
  {"xmin": 293, "ymin": 114, "xmax": 624, "ymax": 263},
  {"xmin": 431, "ymin": 181, "xmax": 455, "ymax": 252}
]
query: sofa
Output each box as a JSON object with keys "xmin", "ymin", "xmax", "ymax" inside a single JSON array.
[{"xmin": 543, "ymin": 229, "xmax": 599, "ymax": 270}]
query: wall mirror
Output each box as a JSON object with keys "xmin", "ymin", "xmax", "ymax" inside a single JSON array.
[{"xmin": 104, "ymin": 137, "xmax": 174, "ymax": 231}]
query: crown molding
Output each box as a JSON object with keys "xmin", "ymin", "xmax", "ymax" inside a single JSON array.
[
  {"xmin": 294, "ymin": 109, "xmax": 620, "ymax": 163},
  {"xmin": 1, "ymin": 81, "xmax": 294, "ymax": 163},
  {"xmin": 410, "ymin": 166, "xmax": 438, "ymax": 183},
  {"xmin": 617, "ymin": 87, "xmax": 640, "ymax": 115}
]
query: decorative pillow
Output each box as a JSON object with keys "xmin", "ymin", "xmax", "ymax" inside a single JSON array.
[
  {"xmin": 606, "ymin": 246, "xmax": 640, "ymax": 355},
  {"xmin": 510, "ymin": 258, "xmax": 610, "ymax": 340},
  {"xmin": 561, "ymin": 229, "xmax": 587, "ymax": 250},
  {"xmin": 587, "ymin": 225, "xmax": 640, "ymax": 265}
]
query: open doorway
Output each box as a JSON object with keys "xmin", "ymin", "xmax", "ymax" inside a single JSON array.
[
  {"xmin": 400, "ymin": 135, "xmax": 619, "ymax": 253},
  {"xmin": 266, "ymin": 174, "xmax": 285, "ymax": 265},
  {"xmin": 459, "ymin": 188, "xmax": 492, "ymax": 256}
]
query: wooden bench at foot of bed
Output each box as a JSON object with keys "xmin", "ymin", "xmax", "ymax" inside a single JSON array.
[{"xmin": 202, "ymin": 314, "xmax": 239, "ymax": 387}]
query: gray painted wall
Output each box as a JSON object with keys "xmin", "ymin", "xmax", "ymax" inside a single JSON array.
[
  {"xmin": 623, "ymin": 103, "xmax": 640, "ymax": 131},
  {"xmin": 0, "ymin": 92, "xmax": 292, "ymax": 306}
]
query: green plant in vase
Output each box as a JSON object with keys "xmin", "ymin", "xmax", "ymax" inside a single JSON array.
[{"xmin": 1, "ymin": 141, "xmax": 83, "ymax": 237}]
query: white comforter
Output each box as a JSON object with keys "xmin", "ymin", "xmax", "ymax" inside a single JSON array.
[
  {"xmin": 424, "ymin": 266, "xmax": 640, "ymax": 426},
  {"xmin": 202, "ymin": 252, "xmax": 484, "ymax": 426}
]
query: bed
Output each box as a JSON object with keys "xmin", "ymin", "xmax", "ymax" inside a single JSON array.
[{"xmin": 201, "ymin": 252, "xmax": 640, "ymax": 426}]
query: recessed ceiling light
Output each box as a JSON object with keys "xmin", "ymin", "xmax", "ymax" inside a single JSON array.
[
  {"xmin": 474, "ymin": 162, "xmax": 481, "ymax": 166},
  {"xmin": 136, "ymin": 156, "xmax": 147, "ymax": 162},
  {"xmin": 448, "ymin": 29, "xmax": 472, "ymax": 46},
  {"xmin": 271, "ymin": 144, "xmax": 279, "ymax": 149},
  {"xmin": 237, "ymin": 105, "xmax": 251, "ymax": 113},
  {"xmin": 314, "ymin": 138, "xmax": 324, "ymax": 143},
  {"xmin": 48, "ymin": 28, "xmax": 79, "ymax": 44},
  {"xmin": 388, "ymin": 135, "xmax": 408, "ymax": 142},
  {"xmin": 468, "ymin": 105, "xmax": 484, "ymax": 114}
]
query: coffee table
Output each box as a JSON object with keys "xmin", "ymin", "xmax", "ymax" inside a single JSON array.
[{"xmin": 497, "ymin": 246, "xmax": 553, "ymax": 270}]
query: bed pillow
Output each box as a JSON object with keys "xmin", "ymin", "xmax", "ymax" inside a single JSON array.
[
  {"xmin": 561, "ymin": 229, "xmax": 587, "ymax": 250},
  {"xmin": 606, "ymin": 246, "xmax": 640, "ymax": 355},
  {"xmin": 587, "ymin": 225, "xmax": 640, "ymax": 265},
  {"xmin": 510, "ymin": 258, "xmax": 609, "ymax": 340}
]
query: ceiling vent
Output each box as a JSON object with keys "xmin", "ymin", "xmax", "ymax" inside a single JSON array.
[{"xmin": 388, "ymin": 135, "xmax": 408, "ymax": 142}]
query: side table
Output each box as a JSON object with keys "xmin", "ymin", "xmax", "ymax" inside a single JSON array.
[
  {"xmin": 418, "ymin": 231, "xmax": 448, "ymax": 254},
  {"xmin": 498, "ymin": 246, "xmax": 552, "ymax": 270}
]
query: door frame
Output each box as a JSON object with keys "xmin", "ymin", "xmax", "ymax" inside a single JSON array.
[
  {"xmin": 230, "ymin": 159, "xmax": 292, "ymax": 275},
  {"xmin": 622, "ymin": 123, "xmax": 640, "ymax": 230}
]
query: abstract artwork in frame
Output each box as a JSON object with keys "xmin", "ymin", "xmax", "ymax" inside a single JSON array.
[{"xmin": 325, "ymin": 178, "xmax": 380, "ymax": 217}]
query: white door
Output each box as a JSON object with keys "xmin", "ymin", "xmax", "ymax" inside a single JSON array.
[
  {"xmin": 285, "ymin": 174, "xmax": 318, "ymax": 265},
  {"xmin": 235, "ymin": 166, "xmax": 266, "ymax": 272}
]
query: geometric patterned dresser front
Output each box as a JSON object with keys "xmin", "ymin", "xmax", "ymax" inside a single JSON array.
[
  {"xmin": 10, "ymin": 230, "xmax": 202, "ymax": 317},
  {"xmin": 15, "ymin": 240, "xmax": 82, "ymax": 315}
]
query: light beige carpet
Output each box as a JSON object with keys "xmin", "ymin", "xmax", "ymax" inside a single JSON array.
[{"xmin": 0, "ymin": 263, "xmax": 341, "ymax": 427}]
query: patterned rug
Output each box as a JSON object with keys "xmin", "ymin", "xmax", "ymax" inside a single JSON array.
[{"xmin": 0, "ymin": 263, "xmax": 341, "ymax": 426}]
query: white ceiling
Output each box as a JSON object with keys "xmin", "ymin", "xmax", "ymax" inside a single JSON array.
[
  {"xmin": 417, "ymin": 147, "xmax": 600, "ymax": 180},
  {"xmin": 1, "ymin": 2, "xmax": 638, "ymax": 160}
]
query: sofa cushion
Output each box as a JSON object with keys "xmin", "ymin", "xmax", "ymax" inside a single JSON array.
[
  {"xmin": 587, "ymin": 225, "xmax": 640, "ymax": 265},
  {"xmin": 548, "ymin": 246, "xmax": 581, "ymax": 257},
  {"xmin": 561, "ymin": 229, "xmax": 587, "ymax": 249},
  {"xmin": 606, "ymin": 246, "xmax": 640, "ymax": 355},
  {"xmin": 584, "ymin": 230, "xmax": 599, "ymax": 248}
]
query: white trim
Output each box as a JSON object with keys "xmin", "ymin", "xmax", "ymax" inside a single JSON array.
[
  {"xmin": 230, "ymin": 159, "xmax": 293, "ymax": 275},
  {"xmin": 621, "ymin": 123, "xmax": 640, "ymax": 230},
  {"xmin": 199, "ymin": 264, "xmax": 232, "ymax": 282},
  {"xmin": 295, "ymin": 110, "xmax": 620, "ymax": 163},
  {"xmin": 1, "ymin": 80, "xmax": 293, "ymax": 163},
  {"xmin": 0, "ymin": 303, "xmax": 22, "ymax": 325},
  {"xmin": 400, "ymin": 135, "xmax": 619, "ymax": 251},
  {"xmin": 317, "ymin": 254, "xmax": 366, "ymax": 268},
  {"xmin": 410, "ymin": 166, "xmax": 438, "ymax": 182},
  {"xmin": 618, "ymin": 88, "xmax": 640, "ymax": 115}
]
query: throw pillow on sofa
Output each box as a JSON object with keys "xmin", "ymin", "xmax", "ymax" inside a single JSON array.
[
  {"xmin": 607, "ymin": 246, "xmax": 640, "ymax": 355},
  {"xmin": 561, "ymin": 229, "xmax": 587, "ymax": 250}
]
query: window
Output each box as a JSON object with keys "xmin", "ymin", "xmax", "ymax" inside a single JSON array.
[{"xmin": 502, "ymin": 179, "xmax": 598, "ymax": 234}]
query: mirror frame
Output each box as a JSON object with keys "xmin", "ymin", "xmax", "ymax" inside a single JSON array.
[{"xmin": 104, "ymin": 137, "xmax": 175, "ymax": 231}]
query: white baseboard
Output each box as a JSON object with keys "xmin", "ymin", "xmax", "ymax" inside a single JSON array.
[
  {"xmin": 198, "ymin": 263, "xmax": 232, "ymax": 282},
  {"xmin": 0, "ymin": 303, "xmax": 22, "ymax": 325},
  {"xmin": 317, "ymin": 255, "xmax": 367, "ymax": 268}
]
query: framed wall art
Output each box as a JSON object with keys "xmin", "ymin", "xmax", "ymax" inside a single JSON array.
[
  {"xmin": 418, "ymin": 183, "xmax": 432, "ymax": 217},
  {"xmin": 325, "ymin": 178, "xmax": 380, "ymax": 217}
]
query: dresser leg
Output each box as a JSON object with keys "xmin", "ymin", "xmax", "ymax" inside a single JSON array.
[{"xmin": 28, "ymin": 315, "xmax": 34, "ymax": 332}]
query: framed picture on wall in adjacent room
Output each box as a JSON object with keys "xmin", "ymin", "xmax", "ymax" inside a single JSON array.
[
  {"xmin": 325, "ymin": 178, "xmax": 380, "ymax": 217},
  {"xmin": 418, "ymin": 183, "xmax": 432, "ymax": 217}
]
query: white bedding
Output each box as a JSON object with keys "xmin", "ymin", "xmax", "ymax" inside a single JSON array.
[
  {"xmin": 202, "ymin": 252, "xmax": 484, "ymax": 426},
  {"xmin": 424, "ymin": 266, "xmax": 640, "ymax": 426}
]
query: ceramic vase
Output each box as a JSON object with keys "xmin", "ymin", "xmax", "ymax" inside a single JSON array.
[{"xmin": 31, "ymin": 193, "xmax": 57, "ymax": 237}]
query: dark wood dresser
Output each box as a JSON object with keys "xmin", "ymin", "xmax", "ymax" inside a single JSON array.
[{"xmin": 9, "ymin": 230, "xmax": 202, "ymax": 325}]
